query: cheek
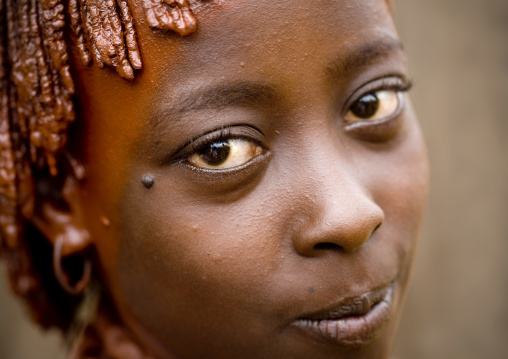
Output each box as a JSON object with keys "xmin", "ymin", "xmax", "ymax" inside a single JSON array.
[
  {"xmin": 111, "ymin": 177, "xmax": 326, "ymax": 359},
  {"xmin": 116, "ymin": 180, "xmax": 286, "ymax": 290},
  {"xmin": 112, "ymin": 179, "xmax": 287, "ymax": 342},
  {"xmin": 368, "ymin": 113, "xmax": 429, "ymax": 281}
]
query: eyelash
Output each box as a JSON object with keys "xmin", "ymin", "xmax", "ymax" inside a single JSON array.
[
  {"xmin": 345, "ymin": 76, "xmax": 413, "ymax": 112},
  {"xmin": 186, "ymin": 128, "xmax": 235, "ymax": 155},
  {"xmin": 172, "ymin": 126, "xmax": 264, "ymax": 163}
]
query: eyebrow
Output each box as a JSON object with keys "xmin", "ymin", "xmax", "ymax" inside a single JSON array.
[
  {"xmin": 326, "ymin": 37, "xmax": 404, "ymax": 81},
  {"xmin": 149, "ymin": 81, "xmax": 276, "ymax": 131},
  {"xmin": 149, "ymin": 37, "xmax": 404, "ymax": 132}
]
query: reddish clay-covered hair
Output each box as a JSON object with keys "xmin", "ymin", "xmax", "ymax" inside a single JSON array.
[{"xmin": 0, "ymin": 0, "xmax": 197, "ymax": 330}]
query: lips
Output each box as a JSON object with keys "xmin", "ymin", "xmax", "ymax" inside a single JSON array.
[{"xmin": 292, "ymin": 285, "xmax": 393, "ymax": 347}]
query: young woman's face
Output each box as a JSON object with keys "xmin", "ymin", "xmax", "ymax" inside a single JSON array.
[{"xmin": 71, "ymin": 0, "xmax": 428, "ymax": 358}]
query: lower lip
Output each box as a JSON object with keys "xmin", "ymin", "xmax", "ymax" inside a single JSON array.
[{"xmin": 292, "ymin": 286, "xmax": 393, "ymax": 347}]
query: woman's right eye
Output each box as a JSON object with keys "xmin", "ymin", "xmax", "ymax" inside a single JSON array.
[{"xmin": 187, "ymin": 138, "xmax": 264, "ymax": 170}]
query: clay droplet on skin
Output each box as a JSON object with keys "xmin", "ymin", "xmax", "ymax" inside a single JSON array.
[
  {"xmin": 141, "ymin": 175, "xmax": 154, "ymax": 189},
  {"xmin": 100, "ymin": 216, "xmax": 110, "ymax": 227}
]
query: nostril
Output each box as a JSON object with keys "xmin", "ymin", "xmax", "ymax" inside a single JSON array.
[
  {"xmin": 294, "ymin": 202, "xmax": 384, "ymax": 255},
  {"xmin": 314, "ymin": 242, "xmax": 344, "ymax": 252}
]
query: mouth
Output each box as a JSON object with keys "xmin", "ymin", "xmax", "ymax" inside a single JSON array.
[{"xmin": 292, "ymin": 284, "xmax": 394, "ymax": 347}]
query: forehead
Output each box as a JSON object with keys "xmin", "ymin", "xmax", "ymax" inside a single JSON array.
[{"xmin": 129, "ymin": 0, "xmax": 398, "ymax": 85}]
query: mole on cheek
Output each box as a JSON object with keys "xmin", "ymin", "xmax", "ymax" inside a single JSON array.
[{"xmin": 141, "ymin": 175, "xmax": 155, "ymax": 189}]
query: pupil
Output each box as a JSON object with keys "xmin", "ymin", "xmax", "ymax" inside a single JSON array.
[
  {"xmin": 351, "ymin": 93, "xmax": 379, "ymax": 119},
  {"xmin": 200, "ymin": 141, "xmax": 231, "ymax": 165}
]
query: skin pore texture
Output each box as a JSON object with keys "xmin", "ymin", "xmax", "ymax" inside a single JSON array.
[{"xmin": 1, "ymin": 0, "xmax": 428, "ymax": 358}]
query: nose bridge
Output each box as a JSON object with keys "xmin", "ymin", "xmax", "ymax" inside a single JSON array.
[{"xmin": 291, "ymin": 152, "xmax": 384, "ymax": 255}]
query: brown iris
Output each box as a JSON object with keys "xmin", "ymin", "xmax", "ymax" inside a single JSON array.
[
  {"xmin": 199, "ymin": 141, "xmax": 231, "ymax": 166},
  {"xmin": 350, "ymin": 93, "xmax": 380, "ymax": 119}
]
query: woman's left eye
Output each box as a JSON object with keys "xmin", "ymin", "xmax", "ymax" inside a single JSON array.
[
  {"xmin": 187, "ymin": 139, "xmax": 263, "ymax": 170},
  {"xmin": 345, "ymin": 89, "xmax": 402, "ymax": 124}
]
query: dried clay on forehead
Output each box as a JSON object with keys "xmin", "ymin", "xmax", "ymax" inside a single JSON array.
[
  {"xmin": 0, "ymin": 0, "xmax": 200, "ymax": 329},
  {"xmin": 74, "ymin": 0, "xmax": 197, "ymax": 74},
  {"xmin": 71, "ymin": 0, "xmax": 197, "ymax": 77}
]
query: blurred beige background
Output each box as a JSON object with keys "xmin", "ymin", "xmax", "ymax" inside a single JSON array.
[
  {"xmin": 392, "ymin": 0, "xmax": 508, "ymax": 358},
  {"xmin": 1, "ymin": 0, "xmax": 507, "ymax": 358}
]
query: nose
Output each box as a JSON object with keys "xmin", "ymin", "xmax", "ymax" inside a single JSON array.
[{"xmin": 291, "ymin": 165, "xmax": 384, "ymax": 255}]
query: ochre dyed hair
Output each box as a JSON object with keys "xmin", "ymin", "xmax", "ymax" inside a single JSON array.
[{"xmin": 0, "ymin": 0, "xmax": 197, "ymax": 330}]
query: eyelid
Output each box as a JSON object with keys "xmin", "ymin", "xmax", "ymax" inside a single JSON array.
[
  {"xmin": 342, "ymin": 75, "xmax": 412, "ymax": 117},
  {"xmin": 341, "ymin": 76, "xmax": 412, "ymax": 142},
  {"xmin": 345, "ymin": 91, "xmax": 404, "ymax": 131},
  {"xmin": 170, "ymin": 125, "xmax": 266, "ymax": 163}
]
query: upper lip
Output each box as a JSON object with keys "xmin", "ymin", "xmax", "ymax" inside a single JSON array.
[{"xmin": 296, "ymin": 285, "xmax": 390, "ymax": 321}]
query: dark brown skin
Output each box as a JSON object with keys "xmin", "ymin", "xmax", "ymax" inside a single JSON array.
[{"xmin": 30, "ymin": 0, "xmax": 428, "ymax": 358}]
